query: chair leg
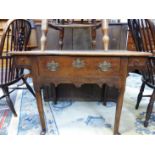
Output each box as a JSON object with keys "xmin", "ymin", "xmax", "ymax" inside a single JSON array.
[
  {"xmin": 22, "ymin": 77, "xmax": 36, "ymax": 97},
  {"xmin": 59, "ymin": 29, "xmax": 64, "ymax": 50},
  {"xmin": 136, "ymin": 82, "xmax": 145, "ymax": 109},
  {"xmin": 144, "ymin": 89, "xmax": 155, "ymax": 127},
  {"xmin": 2, "ymin": 86, "xmax": 17, "ymax": 117},
  {"xmin": 91, "ymin": 27, "xmax": 96, "ymax": 49}
]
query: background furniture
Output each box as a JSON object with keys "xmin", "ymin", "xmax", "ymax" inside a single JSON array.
[
  {"xmin": 0, "ymin": 19, "xmax": 8, "ymax": 42},
  {"xmin": 48, "ymin": 19, "xmax": 102, "ymax": 49},
  {"xmin": 128, "ymin": 19, "xmax": 155, "ymax": 127},
  {"xmin": 0, "ymin": 19, "xmax": 35, "ymax": 116}
]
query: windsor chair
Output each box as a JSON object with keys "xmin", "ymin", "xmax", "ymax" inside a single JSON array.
[
  {"xmin": 0, "ymin": 19, "xmax": 35, "ymax": 116},
  {"xmin": 48, "ymin": 19, "xmax": 102, "ymax": 49},
  {"xmin": 128, "ymin": 19, "xmax": 155, "ymax": 127}
]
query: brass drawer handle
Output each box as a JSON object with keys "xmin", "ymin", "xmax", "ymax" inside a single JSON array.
[
  {"xmin": 47, "ymin": 60, "xmax": 59, "ymax": 71},
  {"xmin": 72, "ymin": 58, "xmax": 85, "ymax": 69},
  {"xmin": 98, "ymin": 61, "xmax": 111, "ymax": 72}
]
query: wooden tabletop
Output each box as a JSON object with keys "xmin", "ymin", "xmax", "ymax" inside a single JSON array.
[{"xmin": 10, "ymin": 50, "xmax": 153, "ymax": 57}]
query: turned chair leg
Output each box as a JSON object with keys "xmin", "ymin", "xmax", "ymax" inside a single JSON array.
[
  {"xmin": 2, "ymin": 86, "xmax": 17, "ymax": 117},
  {"xmin": 22, "ymin": 77, "xmax": 36, "ymax": 97},
  {"xmin": 136, "ymin": 82, "xmax": 145, "ymax": 109},
  {"xmin": 91, "ymin": 27, "xmax": 96, "ymax": 49},
  {"xmin": 59, "ymin": 29, "xmax": 64, "ymax": 50},
  {"xmin": 144, "ymin": 89, "xmax": 155, "ymax": 127}
]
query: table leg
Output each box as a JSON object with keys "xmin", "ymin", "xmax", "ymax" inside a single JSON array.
[
  {"xmin": 113, "ymin": 85, "xmax": 125, "ymax": 135},
  {"xmin": 102, "ymin": 84, "xmax": 108, "ymax": 106},
  {"xmin": 53, "ymin": 85, "xmax": 57, "ymax": 104},
  {"xmin": 35, "ymin": 89, "xmax": 46, "ymax": 135}
]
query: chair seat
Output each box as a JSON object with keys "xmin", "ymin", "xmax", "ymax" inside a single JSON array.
[{"xmin": 0, "ymin": 68, "xmax": 24, "ymax": 86}]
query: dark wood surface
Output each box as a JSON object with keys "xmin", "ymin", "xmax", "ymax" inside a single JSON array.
[{"xmin": 11, "ymin": 50, "xmax": 152, "ymax": 134}]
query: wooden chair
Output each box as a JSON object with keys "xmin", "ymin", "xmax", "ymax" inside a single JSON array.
[
  {"xmin": 48, "ymin": 19, "xmax": 101, "ymax": 49},
  {"xmin": 0, "ymin": 19, "xmax": 35, "ymax": 116},
  {"xmin": 128, "ymin": 19, "xmax": 155, "ymax": 127}
]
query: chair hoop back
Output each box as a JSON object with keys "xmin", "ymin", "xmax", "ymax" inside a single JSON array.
[
  {"xmin": 128, "ymin": 19, "xmax": 155, "ymax": 87},
  {"xmin": 0, "ymin": 19, "xmax": 31, "ymax": 86}
]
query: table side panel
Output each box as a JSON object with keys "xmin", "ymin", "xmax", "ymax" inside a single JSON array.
[
  {"xmin": 128, "ymin": 57, "xmax": 149, "ymax": 71},
  {"xmin": 14, "ymin": 56, "xmax": 32, "ymax": 69}
]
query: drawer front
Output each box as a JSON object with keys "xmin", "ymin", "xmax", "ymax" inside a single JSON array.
[
  {"xmin": 15, "ymin": 56, "xmax": 32, "ymax": 69},
  {"xmin": 128, "ymin": 57, "xmax": 147, "ymax": 68},
  {"xmin": 38, "ymin": 56, "xmax": 120, "ymax": 78}
]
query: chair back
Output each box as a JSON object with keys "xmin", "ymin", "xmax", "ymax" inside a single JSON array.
[
  {"xmin": 48, "ymin": 19, "xmax": 101, "ymax": 29},
  {"xmin": 128, "ymin": 19, "xmax": 155, "ymax": 53},
  {"xmin": 128, "ymin": 19, "xmax": 155, "ymax": 87},
  {"xmin": 0, "ymin": 19, "xmax": 31, "ymax": 55},
  {"xmin": 0, "ymin": 19, "xmax": 31, "ymax": 86}
]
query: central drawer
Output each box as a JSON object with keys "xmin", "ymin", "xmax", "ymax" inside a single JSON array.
[{"xmin": 37, "ymin": 56, "xmax": 121, "ymax": 78}]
